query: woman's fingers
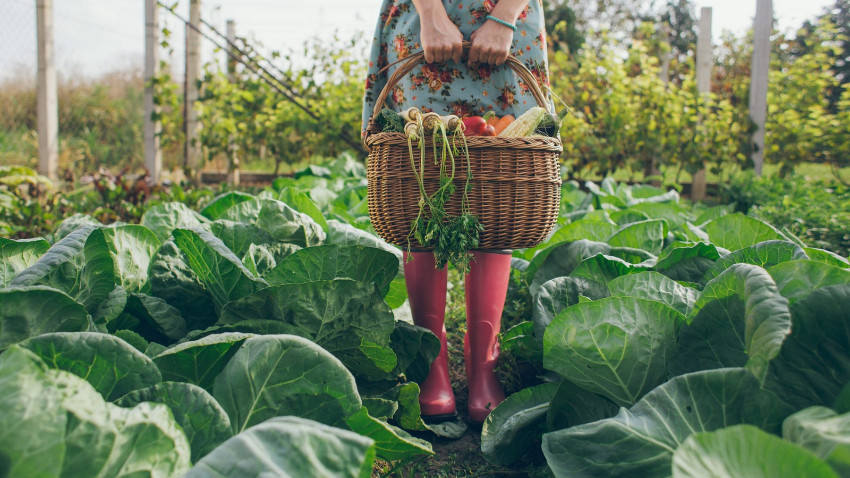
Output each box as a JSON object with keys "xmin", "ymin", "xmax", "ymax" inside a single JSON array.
[
  {"xmin": 468, "ymin": 42, "xmax": 482, "ymax": 65},
  {"xmin": 451, "ymin": 41, "xmax": 463, "ymax": 64}
]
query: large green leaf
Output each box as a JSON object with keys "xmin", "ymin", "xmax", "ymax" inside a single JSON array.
[
  {"xmin": 607, "ymin": 272, "xmax": 698, "ymax": 316},
  {"xmin": 172, "ymin": 227, "xmax": 265, "ymax": 312},
  {"xmin": 0, "ymin": 286, "xmax": 90, "ymax": 350},
  {"xmin": 148, "ymin": 239, "xmax": 217, "ymax": 332},
  {"xmin": 654, "ymin": 241, "xmax": 720, "ymax": 283},
  {"xmin": 543, "ymin": 296, "xmax": 684, "ymax": 406},
  {"xmin": 768, "ymin": 260, "xmax": 850, "ymax": 305},
  {"xmin": 326, "ymin": 219, "xmax": 403, "ymax": 275},
  {"xmin": 265, "ymin": 244, "xmax": 398, "ymax": 297},
  {"xmin": 206, "ymin": 220, "xmax": 273, "ymax": 258},
  {"xmin": 0, "ymin": 346, "xmax": 192, "ymax": 478},
  {"xmin": 240, "ymin": 242, "xmax": 301, "ymax": 278},
  {"xmin": 546, "ymin": 380, "xmax": 619, "ymax": 431},
  {"xmin": 279, "ymin": 186, "xmax": 329, "ymax": 231},
  {"xmin": 704, "ymin": 213, "xmax": 786, "ymax": 251},
  {"xmin": 670, "ymin": 264, "xmax": 791, "ymax": 383},
  {"xmin": 765, "ymin": 284, "xmax": 850, "ymax": 410},
  {"xmin": 481, "ymin": 382, "xmax": 559, "ymax": 466},
  {"xmin": 0, "ymin": 237, "xmax": 49, "ymax": 287},
  {"xmin": 52, "ymin": 213, "xmax": 100, "ymax": 242},
  {"xmin": 386, "ymin": 321, "xmax": 440, "ymax": 383},
  {"xmin": 212, "ymin": 335, "xmax": 362, "ymax": 432},
  {"xmin": 672, "ymin": 425, "xmax": 838, "ymax": 478},
  {"xmin": 218, "ymin": 280, "xmax": 395, "ymax": 376},
  {"xmin": 783, "ymin": 406, "xmax": 850, "ymax": 475},
  {"xmin": 255, "ymin": 199, "xmax": 326, "ymax": 247},
  {"xmin": 11, "ymin": 226, "xmax": 115, "ymax": 317},
  {"xmin": 804, "ymin": 247, "xmax": 850, "ymax": 268},
  {"xmin": 185, "ymin": 416, "xmax": 375, "ymax": 478},
  {"xmin": 531, "ymin": 276, "xmax": 609, "ymax": 340},
  {"xmin": 153, "ymin": 332, "xmax": 252, "ymax": 391},
  {"xmin": 606, "ymin": 219, "xmax": 668, "ymax": 255},
  {"xmin": 141, "ymin": 201, "xmax": 208, "ymax": 242},
  {"xmin": 116, "ymin": 381, "xmax": 233, "ymax": 462},
  {"xmin": 344, "ymin": 407, "xmax": 432, "ymax": 461},
  {"xmin": 629, "ymin": 202, "xmax": 689, "ymax": 229},
  {"xmin": 200, "ymin": 191, "xmax": 255, "ymax": 220},
  {"xmin": 701, "ymin": 240, "xmax": 807, "ymax": 283},
  {"xmin": 19, "ymin": 332, "xmax": 162, "ymax": 401},
  {"xmin": 548, "ymin": 219, "xmax": 620, "ymax": 245},
  {"xmin": 570, "ymin": 253, "xmax": 652, "ymax": 284},
  {"xmin": 101, "ymin": 225, "xmax": 161, "ymax": 293},
  {"xmin": 123, "ymin": 292, "xmax": 188, "ymax": 343},
  {"xmin": 0, "ymin": 347, "xmax": 67, "ymax": 477},
  {"xmin": 542, "ymin": 368, "xmax": 793, "ymax": 478},
  {"xmin": 527, "ymin": 240, "xmax": 612, "ymax": 296}
]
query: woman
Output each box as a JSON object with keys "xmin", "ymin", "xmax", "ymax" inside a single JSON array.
[{"xmin": 361, "ymin": 0, "xmax": 550, "ymax": 424}]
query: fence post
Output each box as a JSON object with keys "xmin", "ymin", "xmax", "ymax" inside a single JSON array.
[
  {"xmin": 144, "ymin": 0, "xmax": 162, "ymax": 184},
  {"xmin": 692, "ymin": 6, "xmax": 712, "ymax": 201},
  {"xmin": 36, "ymin": 0, "xmax": 58, "ymax": 181},
  {"xmin": 184, "ymin": 0, "xmax": 202, "ymax": 184},
  {"xmin": 226, "ymin": 19, "xmax": 240, "ymax": 186},
  {"xmin": 749, "ymin": 0, "xmax": 772, "ymax": 176}
]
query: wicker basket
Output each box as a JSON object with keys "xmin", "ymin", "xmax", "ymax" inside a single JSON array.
[{"xmin": 365, "ymin": 44, "xmax": 562, "ymax": 250}]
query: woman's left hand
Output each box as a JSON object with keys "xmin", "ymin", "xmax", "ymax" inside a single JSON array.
[{"xmin": 468, "ymin": 20, "xmax": 514, "ymax": 66}]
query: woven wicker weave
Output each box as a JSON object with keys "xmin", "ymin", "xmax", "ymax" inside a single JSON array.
[{"xmin": 365, "ymin": 43, "xmax": 562, "ymax": 250}]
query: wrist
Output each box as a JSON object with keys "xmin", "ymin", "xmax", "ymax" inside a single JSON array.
[
  {"xmin": 489, "ymin": 0, "xmax": 528, "ymax": 24},
  {"xmin": 485, "ymin": 15, "xmax": 517, "ymax": 32}
]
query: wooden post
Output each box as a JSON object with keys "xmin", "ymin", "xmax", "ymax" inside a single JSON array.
[
  {"xmin": 226, "ymin": 19, "xmax": 239, "ymax": 186},
  {"xmin": 658, "ymin": 23, "xmax": 671, "ymax": 84},
  {"xmin": 749, "ymin": 0, "xmax": 772, "ymax": 176},
  {"xmin": 692, "ymin": 6, "xmax": 712, "ymax": 201},
  {"xmin": 144, "ymin": 0, "xmax": 162, "ymax": 184},
  {"xmin": 36, "ymin": 0, "xmax": 58, "ymax": 181},
  {"xmin": 184, "ymin": 0, "xmax": 202, "ymax": 183}
]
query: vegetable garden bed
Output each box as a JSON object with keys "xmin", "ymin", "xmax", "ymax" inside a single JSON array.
[{"xmin": 1, "ymin": 157, "xmax": 849, "ymax": 477}]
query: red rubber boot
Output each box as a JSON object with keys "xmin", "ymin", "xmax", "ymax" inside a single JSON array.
[
  {"xmin": 403, "ymin": 251, "xmax": 456, "ymax": 418},
  {"xmin": 464, "ymin": 251, "xmax": 510, "ymax": 424}
]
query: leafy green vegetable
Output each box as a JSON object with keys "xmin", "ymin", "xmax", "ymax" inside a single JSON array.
[
  {"xmin": 0, "ymin": 286, "xmax": 90, "ymax": 350},
  {"xmin": 542, "ymin": 368, "xmax": 792, "ymax": 478},
  {"xmin": 117, "ymin": 381, "xmax": 233, "ymax": 462},
  {"xmin": 672, "ymin": 425, "xmax": 838, "ymax": 478},
  {"xmin": 185, "ymin": 416, "xmax": 375, "ymax": 478},
  {"xmin": 19, "ymin": 332, "xmax": 162, "ymax": 401},
  {"xmin": 212, "ymin": 335, "xmax": 362, "ymax": 432}
]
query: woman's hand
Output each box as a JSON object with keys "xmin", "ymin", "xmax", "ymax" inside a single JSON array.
[
  {"xmin": 468, "ymin": 20, "xmax": 514, "ymax": 66},
  {"xmin": 416, "ymin": 1, "xmax": 463, "ymax": 63}
]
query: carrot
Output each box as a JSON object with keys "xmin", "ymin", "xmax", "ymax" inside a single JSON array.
[{"xmin": 492, "ymin": 115, "xmax": 515, "ymax": 135}]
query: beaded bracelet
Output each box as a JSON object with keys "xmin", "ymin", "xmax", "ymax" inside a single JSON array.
[{"xmin": 485, "ymin": 14, "xmax": 517, "ymax": 32}]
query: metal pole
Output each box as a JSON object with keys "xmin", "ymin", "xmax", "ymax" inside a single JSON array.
[
  {"xmin": 226, "ymin": 19, "xmax": 239, "ymax": 186},
  {"xmin": 144, "ymin": 0, "xmax": 162, "ymax": 184},
  {"xmin": 36, "ymin": 0, "xmax": 58, "ymax": 181},
  {"xmin": 692, "ymin": 6, "xmax": 712, "ymax": 200},
  {"xmin": 185, "ymin": 0, "xmax": 202, "ymax": 184},
  {"xmin": 749, "ymin": 0, "xmax": 772, "ymax": 176}
]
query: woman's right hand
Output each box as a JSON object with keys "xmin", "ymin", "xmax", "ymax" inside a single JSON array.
[{"xmin": 415, "ymin": 1, "xmax": 463, "ymax": 63}]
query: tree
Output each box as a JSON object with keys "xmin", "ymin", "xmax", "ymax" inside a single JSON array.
[{"xmin": 542, "ymin": 0, "xmax": 584, "ymax": 56}]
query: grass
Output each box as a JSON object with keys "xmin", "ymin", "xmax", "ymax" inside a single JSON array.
[{"xmin": 373, "ymin": 268, "xmax": 552, "ymax": 478}]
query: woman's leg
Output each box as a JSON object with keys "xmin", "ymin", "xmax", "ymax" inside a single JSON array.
[
  {"xmin": 464, "ymin": 250, "xmax": 511, "ymax": 423},
  {"xmin": 403, "ymin": 250, "xmax": 456, "ymax": 417}
]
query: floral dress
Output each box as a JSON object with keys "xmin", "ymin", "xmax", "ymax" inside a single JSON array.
[{"xmin": 361, "ymin": 0, "xmax": 550, "ymax": 135}]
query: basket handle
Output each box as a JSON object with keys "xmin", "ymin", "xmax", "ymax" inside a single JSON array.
[{"xmin": 369, "ymin": 40, "xmax": 551, "ymax": 122}]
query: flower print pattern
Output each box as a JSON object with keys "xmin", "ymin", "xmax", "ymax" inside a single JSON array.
[{"xmin": 361, "ymin": 0, "xmax": 551, "ymax": 136}]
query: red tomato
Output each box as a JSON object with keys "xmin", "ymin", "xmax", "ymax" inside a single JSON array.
[
  {"xmin": 482, "ymin": 124, "xmax": 496, "ymax": 136},
  {"xmin": 462, "ymin": 116, "xmax": 488, "ymax": 136}
]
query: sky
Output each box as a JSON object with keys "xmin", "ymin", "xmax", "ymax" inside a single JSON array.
[{"xmin": 0, "ymin": 0, "xmax": 836, "ymax": 82}]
